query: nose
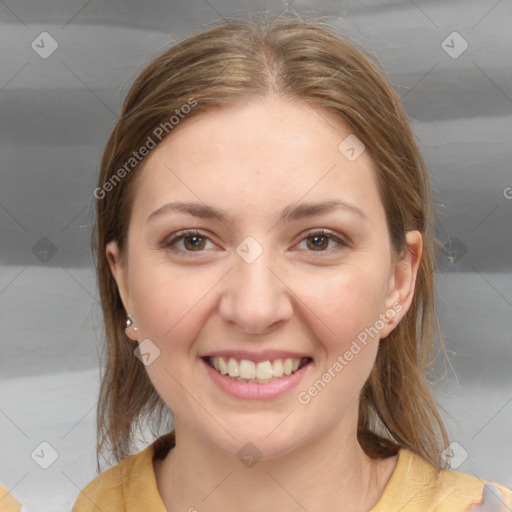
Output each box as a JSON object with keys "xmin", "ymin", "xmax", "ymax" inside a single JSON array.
[{"xmin": 218, "ymin": 243, "xmax": 293, "ymax": 335}]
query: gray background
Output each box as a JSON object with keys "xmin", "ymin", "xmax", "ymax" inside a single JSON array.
[{"xmin": 0, "ymin": 0, "xmax": 511, "ymax": 510}]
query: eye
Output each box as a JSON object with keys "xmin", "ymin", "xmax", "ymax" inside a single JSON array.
[
  {"xmin": 296, "ymin": 229, "xmax": 349, "ymax": 254},
  {"xmin": 161, "ymin": 229, "xmax": 215, "ymax": 254}
]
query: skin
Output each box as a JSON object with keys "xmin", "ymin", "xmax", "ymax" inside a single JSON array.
[{"xmin": 107, "ymin": 96, "xmax": 422, "ymax": 511}]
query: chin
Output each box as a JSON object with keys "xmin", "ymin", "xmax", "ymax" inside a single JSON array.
[{"xmin": 205, "ymin": 419, "xmax": 307, "ymax": 464}]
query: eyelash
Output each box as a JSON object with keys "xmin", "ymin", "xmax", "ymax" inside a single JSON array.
[{"xmin": 161, "ymin": 228, "xmax": 349, "ymax": 256}]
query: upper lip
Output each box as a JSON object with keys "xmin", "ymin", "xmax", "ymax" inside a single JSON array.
[{"xmin": 201, "ymin": 350, "xmax": 312, "ymax": 363}]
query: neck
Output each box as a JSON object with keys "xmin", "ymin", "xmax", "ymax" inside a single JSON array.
[{"xmin": 154, "ymin": 404, "xmax": 394, "ymax": 512}]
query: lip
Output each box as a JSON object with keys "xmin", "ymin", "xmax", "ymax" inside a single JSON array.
[
  {"xmin": 199, "ymin": 349, "xmax": 312, "ymax": 363},
  {"xmin": 200, "ymin": 357, "xmax": 312, "ymax": 400}
]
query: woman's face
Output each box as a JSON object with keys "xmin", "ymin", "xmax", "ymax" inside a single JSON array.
[{"xmin": 107, "ymin": 96, "xmax": 420, "ymax": 459}]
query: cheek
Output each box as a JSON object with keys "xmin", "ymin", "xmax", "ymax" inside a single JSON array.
[
  {"xmin": 128, "ymin": 262, "xmax": 211, "ymax": 406},
  {"xmin": 293, "ymin": 269, "xmax": 386, "ymax": 412},
  {"xmin": 296, "ymin": 263, "xmax": 390, "ymax": 352},
  {"xmin": 129, "ymin": 255, "xmax": 214, "ymax": 348}
]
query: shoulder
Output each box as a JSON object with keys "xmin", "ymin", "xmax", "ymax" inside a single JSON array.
[
  {"xmin": 71, "ymin": 451, "xmax": 135, "ymax": 511},
  {"xmin": 375, "ymin": 448, "xmax": 512, "ymax": 511},
  {"xmin": 0, "ymin": 485, "xmax": 21, "ymax": 512},
  {"xmin": 71, "ymin": 432, "xmax": 175, "ymax": 512}
]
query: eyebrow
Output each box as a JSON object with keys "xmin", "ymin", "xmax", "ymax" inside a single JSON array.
[{"xmin": 147, "ymin": 199, "xmax": 369, "ymax": 225}]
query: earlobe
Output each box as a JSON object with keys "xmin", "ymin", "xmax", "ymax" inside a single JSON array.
[{"xmin": 380, "ymin": 230, "xmax": 423, "ymax": 338}]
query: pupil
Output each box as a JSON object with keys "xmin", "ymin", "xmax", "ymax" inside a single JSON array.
[
  {"xmin": 186, "ymin": 235, "xmax": 203, "ymax": 250},
  {"xmin": 309, "ymin": 235, "xmax": 327, "ymax": 250}
]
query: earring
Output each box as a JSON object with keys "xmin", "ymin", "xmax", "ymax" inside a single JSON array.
[{"xmin": 126, "ymin": 313, "xmax": 138, "ymax": 332}]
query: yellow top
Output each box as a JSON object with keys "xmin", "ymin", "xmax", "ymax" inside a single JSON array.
[
  {"xmin": 72, "ymin": 432, "xmax": 512, "ymax": 511},
  {"xmin": 0, "ymin": 486, "xmax": 21, "ymax": 512}
]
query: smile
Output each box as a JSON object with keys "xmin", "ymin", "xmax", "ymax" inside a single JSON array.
[{"xmin": 204, "ymin": 356, "xmax": 312, "ymax": 384}]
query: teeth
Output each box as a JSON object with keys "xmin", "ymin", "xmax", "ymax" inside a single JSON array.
[
  {"xmin": 256, "ymin": 361, "xmax": 272, "ymax": 380},
  {"xmin": 218, "ymin": 357, "xmax": 228, "ymax": 375},
  {"xmin": 272, "ymin": 359, "xmax": 283, "ymax": 378},
  {"xmin": 208, "ymin": 356, "xmax": 307, "ymax": 382},
  {"xmin": 227, "ymin": 358, "xmax": 239, "ymax": 377},
  {"xmin": 239, "ymin": 359, "xmax": 256, "ymax": 379}
]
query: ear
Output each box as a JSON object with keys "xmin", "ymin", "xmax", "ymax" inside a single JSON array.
[
  {"xmin": 106, "ymin": 240, "xmax": 138, "ymax": 341},
  {"xmin": 379, "ymin": 230, "xmax": 423, "ymax": 339}
]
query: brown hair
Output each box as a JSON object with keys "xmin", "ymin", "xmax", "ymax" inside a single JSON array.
[{"xmin": 92, "ymin": 12, "xmax": 453, "ymax": 473}]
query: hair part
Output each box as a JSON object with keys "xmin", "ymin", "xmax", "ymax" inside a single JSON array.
[{"xmin": 92, "ymin": 11, "xmax": 452, "ymax": 473}]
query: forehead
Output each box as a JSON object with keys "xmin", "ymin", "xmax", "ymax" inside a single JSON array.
[{"xmin": 132, "ymin": 97, "xmax": 385, "ymax": 227}]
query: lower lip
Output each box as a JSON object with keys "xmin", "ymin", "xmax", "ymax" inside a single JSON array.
[{"xmin": 201, "ymin": 358, "xmax": 312, "ymax": 400}]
